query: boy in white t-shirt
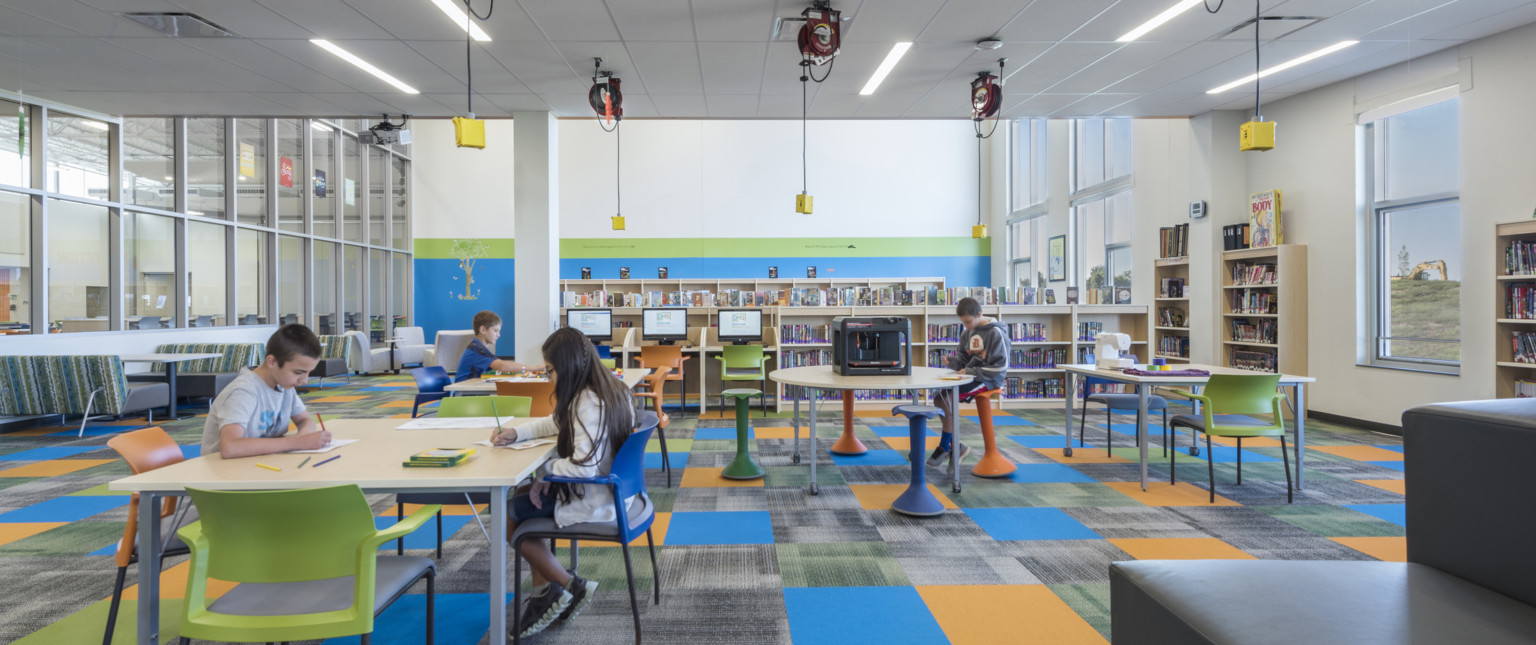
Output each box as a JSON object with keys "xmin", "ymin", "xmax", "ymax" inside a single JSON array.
[{"xmin": 200, "ymin": 324, "xmax": 331, "ymax": 459}]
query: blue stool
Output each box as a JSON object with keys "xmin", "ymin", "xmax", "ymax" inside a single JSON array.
[{"xmin": 890, "ymin": 404, "xmax": 947, "ymax": 517}]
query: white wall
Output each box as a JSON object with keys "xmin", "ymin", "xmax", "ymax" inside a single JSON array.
[
  {"xmin": 1231, "ymin": 23, "xmax": 1536, "ymax": 424},
  {"xmin": 410, "ymin": 118, "xmax": 517, "ymax": 240}
]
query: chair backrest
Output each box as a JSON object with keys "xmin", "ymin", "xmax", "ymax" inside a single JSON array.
[
  {"xmin": 398, "ymin": 326, "xmax": 426, "ymax": 345},
  {"xmin": 433, "ymin": 330, "xmax": 476, "ymax": 371},
  {"xmin": 139, "ymin": 316, "xmax": 164, "ymax": 329},
  {"xmin": 1202, "ymin": 374, "xmax": 1283, "ymax": 416},
  {"xmin": 343, "ymin": 330, "xmax": 371, "ymax": 371},
  {"xmin": 316, "ymin": 335, "xmax": 351, "ymax": 361},
  {"xmin": 410, "ymin": 366, "xmax": 452, "ymax": 394},
  {"xmin": 150, "ymin": 343, "xmax": 265, "ymax": 373},
  {"xmin": 494, "ymin": 381, "xmax": 556, "ymax": 416},
  {"xmin": 596, "ymin": 345, "xmax": 612, "ymax": 359},
  {"xmin": 239, "ymin": 314, "xmax": 258, "ymax": 326},
  {"xmin": 721, "ymin": 344, "xmax": 765, "ymax": 367},
  {"xmin": 107, "ymin": 427, "xmax": 185, "ymax": 567},
  {"xmin": 639, "ymin": 345, "xmax": 684, "ymax": 370},
  {"xmin": 0, "ymin": 356, "xmax": 40, "ymax": 416},
  {"xmin": 438, "ymin": 395, "xmax": 532, "ymax": 419},
  {"xmin": 184, "ymin": 485, "xmax": 375, "ymax": 583},
  {"xmin": 600, "ymin": 358, "xmax": 616, "ymax": 369},
  {"xmin": 281, "ymin": 313, "xmax": 297, "ymax": 325},
  {"xmin": 36, "ymin": 355, "xmax": 130, "ymax": 415},
  {"xmin": 193, "ymin": 315, "xmax": 213, "ymax": 328},
  {"xmin": 611, "ymin": 415, "xmax": 658, "ymax": 540}
]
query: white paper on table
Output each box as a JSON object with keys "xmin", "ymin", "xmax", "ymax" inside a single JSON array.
[
  {"xmin": 473, "ymin": 438, "xmax": 554, "ymax": 451},
  {"xmin": 486, "ymin": 376, "xmax": 547, "ymax": 384},
  {"xmin": 396, "ymin": 417, "xmax": 509, "ymax": 430},
  {"xmin": 287, "ymin": 438, "xmax": 357, "ymax": 454}
]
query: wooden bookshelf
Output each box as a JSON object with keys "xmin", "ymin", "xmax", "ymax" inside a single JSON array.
[
  {"xmin": 1220, "ymin": 245, "xmax": 1307, "ymax": 374},
  {"xmin": 1496, "ymin": 220, "xmax": 1536, "ymax": 398},
  {"xmin": 1153, "ymin": 256, "xmax": 1191, "ymax": 363}
]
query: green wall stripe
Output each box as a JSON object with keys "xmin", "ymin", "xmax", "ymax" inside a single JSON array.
[
  {"xmin": 414, "ymin": 237, "xmax": 990, "ymax": 259},
  {"xmin": 414, "ymin": 238, "xmax": 515, "ymax": 259}
]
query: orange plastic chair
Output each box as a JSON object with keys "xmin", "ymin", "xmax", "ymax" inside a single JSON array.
[
  {"xmin": 495, "ymin": 380, "xmax": 557, "ymax": 417},
  {"xmin": 103, "ymin": 427, "xmax": 191, "ymax": 645},
  {"xmin": 969, "ymin": 388, "xmax": 1016, "ymax": 477},
  {"xmin": 633, "ymin": 367, "xmax": 675, "ymax": 487},
  {"xmin": 636, "ymin": 345, "xmax": 689, "ymax": 412}
]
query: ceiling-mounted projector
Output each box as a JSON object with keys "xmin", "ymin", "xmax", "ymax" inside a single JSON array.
[{"xmin": 360, "ymin": 114, "xmax": 410, "ymax": 146}]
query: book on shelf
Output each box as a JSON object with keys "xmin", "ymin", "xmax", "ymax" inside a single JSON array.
[
  {"xmin": 1513, "ymin": 330, "xmax": 1536, "ymax": 363},
  {"xmin": 1009, "ymin": 347, "xmax": 1066, "ymax": 369},
  {"xmin": 1076, "ymin": 321, "xmax": 1103, "ymax": 341},
  {"xmin": 1157, "ymin": 307, "xmax": 1187, "ymax": 327},
  {"xmin": 1249, "ymin": 189, "xmax": 1282, "ymax": 248},
  {"xmin": 1516, "ymin": 379, "xmax": 1536, "ymax": 398},
  {"xmin": 780, "ymin": 324, "xmax": 831, "ymax": 344},
  {"xmin": 1007, "ymin": 322, "xmax": 1049, "ymax": 342},
  {"xmin": 1507, "ymin": 283, "xmax": 1536, "ymax": 319},
  {"xmin": 1159, "ymin": 277, "xmax": 1185, "ymax": 298},
  {"xmin": 1004, "ymin": 376, "xmax": 1065, "ymax": 399},
  {"xmin": 1506, "ymin": 240, "xmax": 1536, "ymax": 276},
  {"xmin": 1231, "ymin": 349, "xmax": 1277, "ymax": 372},
  {"xmin": 928, "ymin": 323, "xmax": 964, "ymax": 343},
  {"xmin": 1229, "ymin": 318, "xmax": 1278, "ymax": 344},
  {"xmin": 1157, "ymin": 335, "xmax": 1190, "ymax": 358},
  {"xmin": 1223, "ymin": 223, "xmax": 1251, "ymax": 251},
  {"xmin": 1230, "ymin": 262, "xmax": 1278, "ymax": 285},
  {"xmin": 1229, "ymin": 289, "xmax": 1277, "ymax": 315},
  {"xmin": 1159, "ymin": 223, "xmax": 1189, "ymax": 259}
]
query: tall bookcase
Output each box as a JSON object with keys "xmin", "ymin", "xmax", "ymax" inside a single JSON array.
[
  {"xmin": 1220, "ymin": 245, "xmax": 1307, "ymax": 374},
  {"xmin": 1496, "ymin": 220, "xmax": 1536, "ymax": 398},
  {"xmin": 557, "ymin": 278, "xmax": 1148, "ymax": 411},
  {"xmin": 1153, "ymin": 256, "xmax": 1191, "ymax": 363}
]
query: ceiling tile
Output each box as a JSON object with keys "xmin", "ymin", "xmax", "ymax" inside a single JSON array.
[
  {"xmin": 1047, "ymin": 41, "xmax": 1189, "ymax": 94},
  {"xmin": 810, "ymin": 92, "xmax": 867, "ymax": 117},
  {"xmin": 840, "ymin": 0, "xmax": 944, "ymax": 43},
  {"xmin": 920, "ymin": 0, "xmax": 1029, "ymax": 43},
  {"xmin": 178, "ymin": 38, "xmax": 363, "ymax": 93},
  {"xmin": 1053, "ymin": 93, "xmax": 1140, "ymax": 117},
  {"xmin": 853, "ymin": 93, "xmax": 924, "ymax": 117},
  {"xmin": 857, "ymin": 42, "xmax": 974, "ymax": 95},
  {"xmin": 607, "ymin": 0, "xmax": 694, "ymax": 42},
  {"xmin": 485, "ymin": 93, "xmax": 554, "ymax": 113},
  {"xmin": 626, "ymin": 42, "xmax": 703, "ymax": 94},
  {"xmin": 647, "ymin": 93, "xmax": 708, "ymax": 117},
  {"xmin": 690, "ymin": 0, "xmax": 778, "ymax": 42},
  {"xmin": 547, "ymin": 41, "xmax": 647, "ymax": 94},
  {"xmin": 1003, "ymin": 42, "xmax": 1122, "ymax": 94},
  {"xmin": 267, "ymin": 38, "xmax": 451, "ymax": 93},
  {"xmin": 706, "ymin": 93, "xmax": 757, "ymax": 117},
  {"xmin": 997, "ymin": 0, "xmax": 1118, "ymax": 42},
  {"xmin": 253, "ymin": 0, "xmax": 393, "ymax": 39},
  {"xmin": 519, "ymin": 0, "xmax": 620, "ymax": 41},
  {"xmin": 166, "ymin": 0, "xmax": 311, "ymax": 39},
  {"xmin": 342, "ymin": 0, "xmax": 542, "ymax": 41},
  {"xmin": 11, "ymin": 0, "xmax": 168, "ymax": 37},
  {"xmin": 484, "ymin": 41, "xmax": 590, "ymax": 94},
  {"xmin": 699, "ymin": 42, "xmax": 767, "ymax": 94},
  {"xmin": 1426, "ymin": 2, "xmax": 1536, "ymax": 40},
  {"xmin": 105, "ymin": 37, "xmax": 299, "ymax": 93},
  {"xmin": 404, "ymin": 41, "xmax": 536, "ymax": 94},
  {"xmin": 1100, "ymin": 41, "xmax": 1255, "ymax": 93},
  {"xmin": 755, "ymin": 91, "xmax": 809, "ymax": 118}
]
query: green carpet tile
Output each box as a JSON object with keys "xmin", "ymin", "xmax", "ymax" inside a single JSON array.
[{"xmin": 0, "ymin": 374, "xmax": 1408, "ymax": 644}]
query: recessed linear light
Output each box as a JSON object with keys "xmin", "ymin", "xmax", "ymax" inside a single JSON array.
[
  {"xmin": 859, "ymin": 42, "xmax": 913, "ymax": 96},
  {"xmin": 311, "ymin": 122, "xmax": 332, "ymax": 132},
  {"xmin": 81, "ymin": 120, "xmax": 110, "ymax": 131},
  {"xmin": 429, "ymin": 0, "xmax": 491, "ymax": 42},
  {"xmin": 1206, "ymin": 40, "xmax": 1358, "ymax": 94},
  {"xmin": 310, "ymin": 39, "xmax": 420, "ymax": 94},
  {"xmin": 1117, "ymin": 0, "xmax": 1204, "ymax": 42}
]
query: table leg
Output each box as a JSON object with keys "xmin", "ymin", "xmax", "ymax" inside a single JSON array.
[
  {"xmin": 830, "ymin": 390, "xmax": 866, "ymax": 455},
  {"xmin": 950, "ymin": 385, "xmax": 962, "ymax": 494},
  {"xmin": 390, "ymin": 343, "xmax": 399, "ymax": 374},
  {"xmin": 808, "ymin": 387, "xmax": 819, "ymax": 495},
  {"xmin": 1138, "ymin": 388, "xmax": 1150, "ymax": 491},
  {"xmin": 164, "ymin": 363, "xmax": 180, "ymax": 420},
  {"xmin": 137, "ymin": 492, "xmax": 162, "ymax": 644},
  {"xmin": 1294, "ymin": 384, "xmax": 1306, "ymax": 490},
  {"xmin": 490, "ymin": 485, "xmax": 508, "ymax": 643},
  {"xmin": 1063, "ymin": 371, "xmax": 1075, "ymax": 457},
  {"xmin": 792, "ymin": 396, "xmax": 802, "ymax": 465}
]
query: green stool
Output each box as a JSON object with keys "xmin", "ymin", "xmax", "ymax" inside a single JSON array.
[{"xmin": 721, "ymin": 388, "xmax": 764, "ymax": 480}]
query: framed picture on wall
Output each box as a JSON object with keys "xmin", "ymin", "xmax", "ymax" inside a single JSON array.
[{"xmin": 1048, "ymin": 235, "xmax": 1066, "ymax": 281}]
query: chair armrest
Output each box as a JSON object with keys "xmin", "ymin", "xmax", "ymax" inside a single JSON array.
[
  {"xmin": 176, "ymin": 520, "xmax": 205, "ymax": 551},
  {"xmin": 1164, "ymin": 390, "xmax": 1211, "ymax": 405},
  {"xmin": 543, "ymin": 474, "xmax": 618, "ymax": 487},
  {"xmin": 365, "ymin": 504, "xmax": 440, "ymax": 550}
]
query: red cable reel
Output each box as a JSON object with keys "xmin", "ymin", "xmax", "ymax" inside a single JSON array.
[
  {"xmin": 589, "ymin": 74, "xmax": 623, "ymax": 124},
  {"xmin": 798, "ymin": 5, "xmax": 841, "ymax": 66},
  {"xmin": 971, "ymin": 72, "xmax": 1001, "ymax": 120}
]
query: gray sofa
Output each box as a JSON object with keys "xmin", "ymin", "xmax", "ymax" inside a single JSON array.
[{"xmin": 1109, "ymin": 398, "xmax": 1536, "ymax": 644}]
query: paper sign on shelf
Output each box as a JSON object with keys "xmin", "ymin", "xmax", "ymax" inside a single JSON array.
[{"xmin": 239, "ymin": 142, "xmax": 255, "ymax": 178}]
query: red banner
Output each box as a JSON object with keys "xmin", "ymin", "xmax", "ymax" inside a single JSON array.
[{"xmin": 279, "ymin": 156, "xmax": 294, "ymax": 188}]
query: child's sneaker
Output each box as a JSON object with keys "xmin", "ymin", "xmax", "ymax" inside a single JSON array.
[
  {"xmin": 559, "ymin": 575, "xmax": 600, "ymax": 622},
  {"xmin": 924, "ymin": 446, "xmax": 950, "ymax": 468},
  {"xmin": 516, "ymin": 581, "xmax": 572, "ymax": 639},
  {"xmin": 954, "ymin": 442, "xmax": 973, "ymax": 465}
]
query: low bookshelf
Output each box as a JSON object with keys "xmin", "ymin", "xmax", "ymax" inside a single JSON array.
[
  {"xmin": 1154, "ymin": 256, "xmax": 1191, "ymax": 363},
  {"xmin": 1496, "ymin": 220, "xmax": 1536, "ymax": 398},
  {"xmin": 1220, "ymin": 245, "xmax": 1307, "ymax": 374}
]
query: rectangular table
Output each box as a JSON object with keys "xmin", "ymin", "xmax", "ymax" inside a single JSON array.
[
  {"xmin": 109, "ymin": 417, "xmax": 552, "ymax": 644},
  {"xmin": 446, "ymin": 368, "xmax": 651, "ymax": 394},
  {"xmin": 1061, "ymin": 363, "xmax": 1316, "ymax": 491},
  {"xmin": 120, "ymin": 353, "xmax": 225, "ymax": 420}
]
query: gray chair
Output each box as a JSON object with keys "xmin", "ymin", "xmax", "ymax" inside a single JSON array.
[
  {"xmin": 1110, "ymin": 399, "xmax": 1536, "ymax": 645},
  {"xmin": 239, "ymin": 314, "xmax": 258, "ymax": 326},
  {"xmin": 191, "ymin": 315, "xmax": 213, "ymax": 328},
  {"xmin": 1079, "ymin": 376, "xmax": 1182, "ymax": 457},
  {"xmin": 136, "ymin": 316, "xmax": 164, "ymax": 330}
]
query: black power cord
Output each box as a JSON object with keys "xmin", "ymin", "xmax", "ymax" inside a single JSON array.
[
  {"xmin": 1205, "ymin": 0, "xmax": 1224, "ymax": 12},
  {"xmin": 461, "ymin": 0, "xmax": 494, "ymax": 117}
]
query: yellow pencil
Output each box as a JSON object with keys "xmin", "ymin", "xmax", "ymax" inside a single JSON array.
[{"xmin": 256, "ymin": 463, "xmax": 281, "ymax": 472}]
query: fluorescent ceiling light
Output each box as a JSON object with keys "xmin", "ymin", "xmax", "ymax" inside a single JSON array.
[
  {"xmin": 1117, "ymin": 0, "xmax": 1203, "ymax": 42},
  {"xmin": 311, "ymin": 121, "xmax": 332, "ymax": 132},
  {"xmin": 187, "ymin": 210, "xmax": 205, "ymax": 216},
  {"xmin": 429, "ymin": 0, "xmax": 491, "ymax": 41},
  {"xmin": 860, "ymin": 42, "xmax": 913, "ymax": 96},
  {"xmin": 82, "ymin": 120, "xmax": 109, "ymax": 131},
  {"xmin": 1207, "ymin": 41, "xmax": 1359, "ymax": 94},
  {"xmin": 310, "ymin": 39, "xmax": 420, "ymax": 94}
]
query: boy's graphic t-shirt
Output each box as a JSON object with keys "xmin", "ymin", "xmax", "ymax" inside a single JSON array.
[
  {"xmin": 200, "ymin": 368, "xmax": 307, "ymax": 455},
  {"xmin": 455, "ymin": 338, "xmax": 498, "ymax": 383}
]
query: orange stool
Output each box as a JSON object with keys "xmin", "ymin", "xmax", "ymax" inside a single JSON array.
[
  {"xmin": 969, "ymin": 388, "xmax": 1015, "ymax": 478},
  {"xmin": 829, "ymin": 390, "xmax": 868, "ymax": 455}
]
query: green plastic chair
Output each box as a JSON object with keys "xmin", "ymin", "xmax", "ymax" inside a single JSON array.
[
  {"xmin": 176, "ymin": 485, "xmax": 439, "ymax": 644},
  {"xmin": 715, "ymin": 345, "xmax": 769, "ymax": 416},
  {"xmin": 396, "ymin": 394, "xmax": 532, "ymax": 556},
  {"xmin": 437, "ymin": 395, "xmax": 532, "ymax": 419},
  {"xmin": 600, "ymin": 358, "xmax": 617, "ymax": 369},
  {"xmin": 1167, "ymin": 374, "xmax": 1292, "ymax": 503}
]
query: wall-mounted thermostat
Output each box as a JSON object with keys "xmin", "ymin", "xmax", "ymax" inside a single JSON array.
[{"xmin": 1189, "ymin": 200, "xmax": 1207, "ymax": 219}]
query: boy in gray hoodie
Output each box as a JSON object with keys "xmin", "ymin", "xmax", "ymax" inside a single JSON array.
[{"xmin": 928, "ymin": 297, "xmax": 1010, "ymax": 468}]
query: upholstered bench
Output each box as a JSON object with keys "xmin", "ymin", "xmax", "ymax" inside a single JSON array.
[{"xmin": 126, "ymin": 343, "xmax": 263, "ymax": 402}]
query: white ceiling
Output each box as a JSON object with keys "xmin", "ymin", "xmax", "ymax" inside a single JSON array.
[{"xmin": 1, "ymin": 0, "xmax": 1534, "ymax": 119}]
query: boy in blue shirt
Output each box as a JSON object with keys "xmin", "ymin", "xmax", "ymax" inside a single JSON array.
[{"xmin": 455, "ymin": 310, "xmax": 540, "ymax": 382}]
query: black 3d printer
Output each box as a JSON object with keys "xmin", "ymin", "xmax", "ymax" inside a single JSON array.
[{"xmin": 832, "ymin": 317, "xmax": 911, "ymax": 376}]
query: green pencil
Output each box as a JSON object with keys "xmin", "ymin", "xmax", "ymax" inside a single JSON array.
[{"xmin": 297, "ymin": 456, "xmax": 312, "ymax": 468}]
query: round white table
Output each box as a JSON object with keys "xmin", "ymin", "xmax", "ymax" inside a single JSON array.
[{"xmin": 767, "ymin": 366, "xmax": 975, "ymax": 495}]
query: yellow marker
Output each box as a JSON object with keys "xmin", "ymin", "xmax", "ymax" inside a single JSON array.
[{"xmin": 256, "ymin": 463, "xmax": 281, "ymax": 472}]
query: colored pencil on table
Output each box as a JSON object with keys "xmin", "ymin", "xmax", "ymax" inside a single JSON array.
[
  {"xmin": 313, "ymin": 455, "xmax": 341, "ymax": 468},
  {"xmin": 296, "ymin": 456, "xmax": 311, "ymax": 468},
  {"xmin": 317, "ymin": 413, "xmax": 329, "ymax": 433},
  {"xmin": 256, "ymin": 463, "xmax": 281, "ymax": 472}
]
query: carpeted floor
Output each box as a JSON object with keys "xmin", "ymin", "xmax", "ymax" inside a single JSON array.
[{"xmin": 0, "ymin": 374, "xmax": 1406, "ymax": 644}]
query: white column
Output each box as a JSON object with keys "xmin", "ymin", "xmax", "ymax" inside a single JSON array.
[{"xmin": 513, "ymin": 112, "xmax": 559, "ymax": 365}]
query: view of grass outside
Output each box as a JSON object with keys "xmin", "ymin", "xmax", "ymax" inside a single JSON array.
[{"xmin": 1388, "ymin": 279, "xmax": 1460, "ymax": 362}]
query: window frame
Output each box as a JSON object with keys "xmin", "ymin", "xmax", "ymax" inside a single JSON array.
[{"xmin": 1360, "ymin": 97, "xmax": 1461, "ymax": 374}]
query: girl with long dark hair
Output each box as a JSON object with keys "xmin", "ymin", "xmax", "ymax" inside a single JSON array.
[{"xmin": 491, "ymin": 327, "xmax": 638, "ymax": 638}]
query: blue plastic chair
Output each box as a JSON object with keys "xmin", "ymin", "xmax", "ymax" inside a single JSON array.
[
  {"xmin": 595, "ymin": 344, "xmax": 612, "ymax": 360},
  {"xmin": 1080, "ymin": 375, "xmax": 1180, "ymax": 457},
  {"xmin": 410, "ymin": 366, "xmax": 452, "ymax": 418},
  {"xmin": 512, "ymin": 412, "xmax": 661, "ymax": 645}
]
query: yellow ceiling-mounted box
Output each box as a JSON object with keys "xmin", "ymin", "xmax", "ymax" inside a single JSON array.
[
  {"xmin": 1240, "ymin": 120, "xmax": 1275, "ymax": 151},
  {"xmin": 453, "ymin": 116, "xmax": 485, "ymax": 149},
  {"xmin": 795, "ymin": 193, "xmax": 814, "ymax": 215},
  {"xmin": 972, "ymin": 224, "xmax": 989, "ymax": 239},
  {"xmin": 611, "ymin": 215, "xmax": 626, "ymax": 230}
]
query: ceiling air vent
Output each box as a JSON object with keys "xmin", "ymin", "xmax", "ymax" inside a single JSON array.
[{"xmin": 121, "ymin": 12, "xmax": 238, "ymax": 38}]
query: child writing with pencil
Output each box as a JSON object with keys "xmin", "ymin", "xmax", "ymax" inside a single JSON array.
[
  {"xmin": 455, "ymin": 310, "xmax": 542, "ymax": 383},
  {"xmin": 200, "ymin": 324, "xmax": 332, "ymax": 459},
  {"xmin": 490, "ymin": 327, "xmax": 640, "ymax": 639},
  {"xmin": 928, "ymin": 297, "xmax": 1010, "ymax": 468}
]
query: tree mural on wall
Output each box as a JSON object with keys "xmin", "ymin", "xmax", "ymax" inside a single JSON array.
[{"xmin": 450, "ymin": 238, "xmax": 489, "ymax": 301}]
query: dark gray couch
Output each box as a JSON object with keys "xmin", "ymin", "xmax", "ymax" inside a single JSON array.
[{"xmin": 1109, "ymin": 398, "xmax": 1536, "ymax": 644}]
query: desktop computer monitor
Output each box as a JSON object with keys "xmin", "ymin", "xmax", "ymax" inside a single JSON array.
[
  {"xmin": 717, "ymin": 309, "xmax": 763, "ymax": 345},
  {"xmin": 642, "ymin": 308, "xmax": 688, "ymax": 344},
  {"xmin": 566, "ymin": 309, "xmax": 613, "ymax": 342}
]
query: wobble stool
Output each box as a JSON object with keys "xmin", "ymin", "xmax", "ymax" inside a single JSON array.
[
  {"xmin": 969, "ymin": 388, "xmax": 1016, "ymax": 478},
  {"xmin": 721, "ymin": 389, "xmax": 764, "ymax": 480},
  {"xmin": 890, "ymin": 404, "xmax": 947, "ymax": 517}
]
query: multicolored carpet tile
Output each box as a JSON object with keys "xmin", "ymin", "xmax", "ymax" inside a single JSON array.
[{"xmin": 0, "ymin": 375, "xmax": 1406, "ymax": 644}]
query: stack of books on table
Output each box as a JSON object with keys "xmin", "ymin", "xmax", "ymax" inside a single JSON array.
[{"xmin": 403, "ymin": 448, "xmax": 476, "ymax": 468}]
